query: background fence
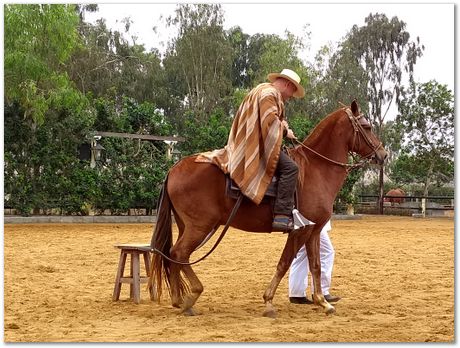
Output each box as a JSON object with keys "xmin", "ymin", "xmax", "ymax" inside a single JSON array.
[
  {"xmin": 5, "ymin": 195, "xmax": 455, "ymax": 217},
  {"xmin": 349, "ymin": 195, "xmax": 455, "ymax": 217}
]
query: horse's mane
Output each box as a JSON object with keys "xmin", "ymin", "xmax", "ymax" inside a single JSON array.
[{"xmin": 289, "ymin": 107, "xmax": 346, "ymax": 189}]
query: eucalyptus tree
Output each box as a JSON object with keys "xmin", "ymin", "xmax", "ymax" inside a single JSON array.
[
  {"xmin": 343, "ymin": 13, "xmax": 424, "ymax": 212},
  {"xmin": 314, "ymin": 42, "xmax": 369, "ymax": 118},
  {"xmin": 306, "ymin": 43, "xmax": 370, "ymax": 210},
  {"xmin": 345, "ymin": 13, "xmax": 424, "ymax": 135},
  {"xmin": 227, "ymin": 26, "xmax": 251, "ymax": 88},
  {"xmin": 246, "ymin": 32, "xmax": 308, "ymax": 86},
  {"xmin": 163, "ymin": 4, "xmax": 234, "ymax": 122},
  {"xmin": 68, "ymin": 13, "xmax": 166, "ymax": 108},
  {"xmin": 391, "ymin": 81, "xmax": 454, "ymax": 195}
]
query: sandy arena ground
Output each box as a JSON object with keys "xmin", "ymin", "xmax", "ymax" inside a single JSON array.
[{"xmin": 4, "ymin": 215, "xmax": 454, "ymax": 342}]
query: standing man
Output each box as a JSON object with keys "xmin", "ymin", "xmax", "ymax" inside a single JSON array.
[{"xmin": 289, "ymin": 220, "xmax": 341, "ymax": 303}]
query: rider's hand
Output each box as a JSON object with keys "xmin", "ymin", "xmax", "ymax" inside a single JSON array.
[{"xmin": 286, "ymin": 128, "xmax": 297, "ymax": 140}]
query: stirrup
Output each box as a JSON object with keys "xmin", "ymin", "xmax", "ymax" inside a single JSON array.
[{"xmin": 272, "ymin": 215, "xmax": 294, "ymax": 233}]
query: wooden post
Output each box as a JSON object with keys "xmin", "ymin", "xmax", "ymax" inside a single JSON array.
[{"xmin": 378, "ymin": 166, "xmax": 384, "ymax": 214}]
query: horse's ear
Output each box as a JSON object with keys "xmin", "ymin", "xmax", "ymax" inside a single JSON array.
[{"xmin": 351, "ymin": 99, "xmax": 359, "ymax": 115}]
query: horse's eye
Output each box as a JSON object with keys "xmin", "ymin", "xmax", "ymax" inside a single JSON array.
[{"xmin": 359, "ymin": 117, "xmax": 371, "ymax": 129}]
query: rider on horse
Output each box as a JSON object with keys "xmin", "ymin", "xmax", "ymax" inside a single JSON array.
[{"xmin": 196, "ymin": 68, "xmax": 305, "ymax": 232}]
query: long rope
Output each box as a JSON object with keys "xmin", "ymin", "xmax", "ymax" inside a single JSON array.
[{"xmin": 151, "ymin": 194, "xmax": 244, "ymax": 266}]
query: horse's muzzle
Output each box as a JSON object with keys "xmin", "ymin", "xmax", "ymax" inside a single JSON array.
[{"xmin": 370, "ymin": 149, "xmax": 389, "ymax": 166}]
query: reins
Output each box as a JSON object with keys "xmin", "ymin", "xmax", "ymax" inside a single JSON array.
[
  {"xmin": 150, "ymin": 194, "xmax": 244, "ymax": 266},
  {"xmin": 292, "ymin": 106, "xmax": 382, "ymax": 173}
]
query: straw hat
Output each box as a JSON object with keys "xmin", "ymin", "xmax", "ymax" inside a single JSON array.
[{"xmin": 267, "ymin": 68, "xmax": 305, "ymax": 98}]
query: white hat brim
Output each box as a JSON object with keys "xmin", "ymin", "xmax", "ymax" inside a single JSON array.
[{"xmin": 267, "ymin": 72, "xmax": 305, "ymax": 98}]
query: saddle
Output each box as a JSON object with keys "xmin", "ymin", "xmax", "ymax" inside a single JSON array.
[{"xmin": 225, "ymin": 175, "xmax": 278, "ymax": 201}]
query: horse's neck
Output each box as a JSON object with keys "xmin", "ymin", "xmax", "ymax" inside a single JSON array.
[
  {"xmin": 304, "ymin": 114, "xmax": 350, "ymax": 164},
  {"xmin": 293, "ymin": 113, "xmax": 351, "ymax": 206}
]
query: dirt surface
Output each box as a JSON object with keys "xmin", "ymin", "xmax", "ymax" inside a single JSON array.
[{"xmin": 4, "ymin": 215, "xmax": 454, "ymax": 342}]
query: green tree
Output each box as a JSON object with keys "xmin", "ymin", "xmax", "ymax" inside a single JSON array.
[
  {"xmin": 346, "ymin": 13, "xmax": 424, "ymax": 135},
  {"xmin": 344, "ymin": 13, "xmax": 424, "ymax": 212},
  {"xmin": 227, "ymin": 26, "xmax": 251, "ymax": 88},
  {"xmin": 163, "ymin": 4, "xmax": 234, "ymax": 122},
  {"xmin": 178, "ymin": 108, "xmax": 232, "ymax": 156},
  {"xmin": 91, "ymin": 98, "xmax": 173, "ymax": 214},
  {"xmin": 248, "ymin": 32, "xmax": 308, "ymax": 85},
  {"xmin": 68, "ymin": 12, "xmax": 166, "ymax": 108},
  {"xmin": 313, "ymin": 42, "xmax": 369, "ymax": 119},
  {"xmin": 392, "ymin": 81, "xmax": 454, "ymax": 195},
  {"xmin": 5, "ymin": 4, "xmax": 81, "ymax": 125},
  {"xmin": 4, "ymin": 97, "xmax": 96, "ymax": 215},
  {"xmin": 4, "ymin": 4, "xmax": 97, "ymax": 215}
]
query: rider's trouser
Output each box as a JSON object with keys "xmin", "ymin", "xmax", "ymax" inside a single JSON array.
[{"xmin": 274, "ymin": 151, "xmax": 299, "ymax": 216}]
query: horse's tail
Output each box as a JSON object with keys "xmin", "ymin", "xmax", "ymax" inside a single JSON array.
[{"xmin": 149, "ymin": 176, "xmax": 174, "ymax": 302}]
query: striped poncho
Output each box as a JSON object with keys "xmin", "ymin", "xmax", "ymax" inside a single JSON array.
[{"xmin": 196, "ymin": 83, "xmax": 285, "ymax": 205}]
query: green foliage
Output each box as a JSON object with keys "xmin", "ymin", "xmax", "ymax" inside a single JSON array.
[
  {"xmin": 312, "ymin": 42, "xmax": 369, "ymax": 119},
  {"xmin": 336, "ymin": 164, "xmax": 362, "ymax": 208},
  {"xmin": 288, "ymin": 115, "xmax": 315, "ymax": 142},
  {"xmin": 227, "ymin": 26, "xmax": 251, "ymax": 88},
  {"xmin": 391, "ymin": 152, "xmax": 453, "ymax": 193},
  {"xmin": 90, "ymin": 98, "xmax": 173, "ymax": 213},
  {"xmin": 179, "ymin": 108, "xmax": 232, "ymax": 156},
  {"xmin": 68, "ymin": 12, "xmax": 166, "ymax": 109},
  {"xmin": 344, "ymin": 13, "xmax": 424, "ymax": 139},
  {"xmin": 398, "ymin": 81, "xmax": 454, "ymax": 155},
  {"xmin": 250, "ymin": 32, "xmax": 307, "ymax": 85},
  {"xmin": 5, "ymin": 4, "xmax": 81, "ymax": 125},
  {"xmin": 391, "ymin": 81, "xmax": 454, "ymax": 195},
  {"xmin": 163, "ymin": 4, "xmax": 233, "ymax": 121},
  {"xmin": 4, "ymin": 96, "xmax": 96, "ymax": 215},
  {"xmin": 93, "ymin": 137, "xmax": 169, "ymax": 214}
]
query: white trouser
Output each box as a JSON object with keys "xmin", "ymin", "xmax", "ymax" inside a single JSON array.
[{"xmin": 288, "ymin": 220, "xmax": 335, "ymax": 297}]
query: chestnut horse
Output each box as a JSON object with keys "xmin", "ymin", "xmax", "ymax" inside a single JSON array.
[
  {"xmin": 150, "ymin": 100, "xmax": 388, "ymax": 317},
  {"xmin": 384, "ymin": 188, "xmax": 406, "ymax": 205}
]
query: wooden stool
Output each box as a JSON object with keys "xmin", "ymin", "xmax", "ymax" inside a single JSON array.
[{"xmin": 112, "ymin": 244, "xmax": 156, "ymax": 304}]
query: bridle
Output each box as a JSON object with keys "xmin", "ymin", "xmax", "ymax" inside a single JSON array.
[{"xmin": 293, "ymin": 107, "xmax": 383, "ymax": 173}]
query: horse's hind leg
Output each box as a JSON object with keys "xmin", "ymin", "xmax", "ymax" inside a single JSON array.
[
  {"xmin": 169, "ymin": 233, "xmax": 204, "ymax": 316},
  {"xmin": 180, "ymin": 264, "xmax": 203, "ymax": 316},
  {"xmin": 169, "ymin": 217, "xmax": 185, "ymax": 308},
  {"xmin": 169, "ymin": 262, "xmax": 183, "ymax": 308}
]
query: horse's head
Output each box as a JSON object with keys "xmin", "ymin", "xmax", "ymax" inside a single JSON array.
[{"xmin": 345, "ymin": 100, "xmax": 388, "ymax": 165}]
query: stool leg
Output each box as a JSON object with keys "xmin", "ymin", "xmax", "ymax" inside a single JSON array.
[
  {"xmin": 143, "ymin": 251, "xmax": 156, "ymax": 300},
  {"xmin": 113, "ymin": 251, "xmax": 127, "ymax": 301},
  {"xmin": 131, "ymin": 252, "xmax": 141, "ymax": 304},
  {"xmin": 129, "ymin": 252, "xmax": 134, "ymax": 299}
]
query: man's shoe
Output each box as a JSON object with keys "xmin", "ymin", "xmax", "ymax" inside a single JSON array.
[
  {"xmin": 289, "ymin": 297, "xmax": 314, "ymax": 305},
  {"xmin": 324, "ymin": 294, "xmax": 341, "ymax": 303},
  {"xmin": 272, "ymin": 215, "xmax": 294, "ymax": 232}
]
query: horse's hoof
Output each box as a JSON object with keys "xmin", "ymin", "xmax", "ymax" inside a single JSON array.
[
  {"xmin": 262, "ymin": 309, "xmax": 277, "ymax": 318},
  {"xmin": 325, "ymin": 306, "xmax": 336, "ymax": 315},
  {"xmin": 181, "ymin": 307, "xmax": 198, "ymax": 316}
]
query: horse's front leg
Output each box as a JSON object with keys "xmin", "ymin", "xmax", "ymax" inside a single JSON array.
[
  {"xmin": 262, "ymin": 231, "xmax": 306, "ymax": 318},
  {"xmin": 307, "ymin": 233, "xmax": 335, "ymax": 315}
]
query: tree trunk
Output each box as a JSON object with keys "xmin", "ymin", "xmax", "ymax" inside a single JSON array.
[
  {"xmin": 378, "ymin": 166, "xmax": 384, "ymax": 214},
  {"xmin": 423, "ymin": 161, "xmax": 434, "ymax": 197}
]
